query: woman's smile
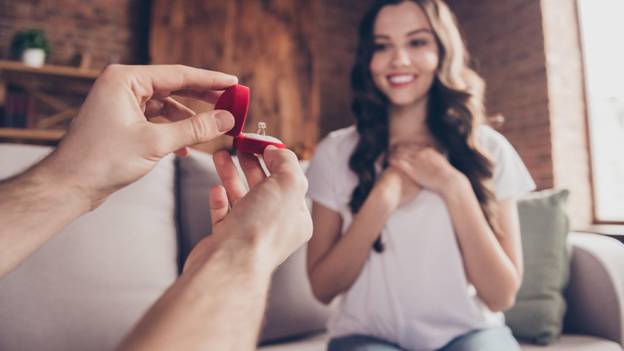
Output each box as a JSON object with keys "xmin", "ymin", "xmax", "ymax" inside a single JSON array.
[{"xmin": 387, "ymin": 73, "xmax": 418, "ymax": 88}]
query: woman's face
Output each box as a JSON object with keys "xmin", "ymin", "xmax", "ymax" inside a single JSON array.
[{"xmin": 370, "ymin": 1, "xmax": 440, "ymax": 107}]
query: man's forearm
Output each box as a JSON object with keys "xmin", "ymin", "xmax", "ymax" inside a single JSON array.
[
  {"xmin": 0, "ymin": 161, "xmax": 90, "ymax": 277},
  {"xmin": 118, "ymin": 235, "xmax": 273, "ymax": 351}
]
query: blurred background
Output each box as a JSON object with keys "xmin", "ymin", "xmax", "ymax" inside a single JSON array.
[{"xmin": 0, "ymin": 0, "xmax": 621, "ymax": 232}]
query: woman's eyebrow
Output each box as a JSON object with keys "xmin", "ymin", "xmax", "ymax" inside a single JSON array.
[
  {"xmin": 374, "ymin": 28, "xmax": 433, "ymax": 40},
  {"xmin": 406, "ymin": 28, "xmax": 433, "ymax": 36}
]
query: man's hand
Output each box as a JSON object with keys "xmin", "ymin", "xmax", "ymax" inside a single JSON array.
[
  {"xmin": 1, "ymin": 63, "xmax": 313, "ymax": 351},
  {"xmin": 0, "ymin": 64, "xmax": 237, "ymax": 278},
  {"xmin": 184, "ymin": 147, "xmax": 313, "ymax": 274},
  {"xmin": 41, "ymin": 64, "xmax": 237, "ymax": 209},
  {"xmin": 120, "ymin": 147, "xmax": 312, "ymax": 351}
]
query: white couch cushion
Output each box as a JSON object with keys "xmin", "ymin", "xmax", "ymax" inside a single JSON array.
[
  {"xmin": 521, "ymin": 335, "xmax": 622, "ymax": 351},
  {"xmin": 257, "ymin": 333, "xmax": 623, "ymax": 351},
  {"xmin": 258, "ymin": 332, "xmax": 329, "ymax": 351},
  {"xmin": 0, "ymin": 144, "xmax": 178, "ymax": 351}
]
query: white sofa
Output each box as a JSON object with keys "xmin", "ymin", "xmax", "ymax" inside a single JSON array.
[
  {"xmin": 0, "ymin": 144, "xmax": 622, "ymax": 351},
  {"xmin": 258, "ymin": 231, "xmax": 624, "ymax": 351}
]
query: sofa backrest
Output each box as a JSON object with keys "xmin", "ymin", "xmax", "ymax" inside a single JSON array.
[{"xmin": 0, "ymin": 144, "xmax": 179, "ymax": 351}]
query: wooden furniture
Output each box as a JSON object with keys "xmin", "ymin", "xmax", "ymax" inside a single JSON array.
[
  {"xmin": 0, "ymin": 128, "xmax": 64, "ymax": 142},
  {"xmin": 0, "ymin": 59, "xmax": 100, "ymax": 143},
  {"xmin": 0, "ymin": 60, "xmax": 100, "ymax": 80},
  {"xmin": 150, "ymin": 0, "xmax": 320, "ymax": 156}
]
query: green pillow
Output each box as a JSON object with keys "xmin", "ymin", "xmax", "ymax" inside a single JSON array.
[{"xmin": 504, "ymin": 188, "xmax": 571, "ymax": 345}]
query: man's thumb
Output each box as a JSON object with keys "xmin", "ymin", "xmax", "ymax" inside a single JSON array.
[{"xmin": 165, "ymin": 110, "xmax": 234, "ymax": 150}]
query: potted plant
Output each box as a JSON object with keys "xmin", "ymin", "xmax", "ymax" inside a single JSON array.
[{"xmin": 10, "ymin": 29, "xmax": 51, "ymax": 67}]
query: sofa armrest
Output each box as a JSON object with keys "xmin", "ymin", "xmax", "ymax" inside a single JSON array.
[{"xmin": 563, "ymin": 232, "xmax": 624, "ymax": 345}]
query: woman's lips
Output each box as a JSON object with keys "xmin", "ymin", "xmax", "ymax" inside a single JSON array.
[{"xmin": 387, "ymin": 74, "xmax": 417, "ymax": 88}]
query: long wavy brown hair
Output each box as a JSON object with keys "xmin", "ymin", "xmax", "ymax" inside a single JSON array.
[{"xmin": 349, "ymin": 0, "xmax": 498, "ymax": 252}]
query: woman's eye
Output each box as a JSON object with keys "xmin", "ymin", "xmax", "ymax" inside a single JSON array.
[
  {"xmin": 373, "ymin": 43, "xmax": 389, "ymax": 52},
  {"xmin": 409, "ymin": 39, "xmax": 428, "ymax": 48}
]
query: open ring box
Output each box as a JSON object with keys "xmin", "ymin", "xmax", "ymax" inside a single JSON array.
[{"xmin": 215, "ymin": 84, "xmax": 286, "ymax": 154}]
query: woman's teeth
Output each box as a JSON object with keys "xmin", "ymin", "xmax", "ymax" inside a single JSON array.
[{"xmin": 388, "ymin": 75, "xmax": 415, "ymax": 84}]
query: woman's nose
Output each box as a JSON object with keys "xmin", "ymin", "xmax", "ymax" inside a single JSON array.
[{"xmin": 391, "ymin": 48, "xmax": 412, "ymax": 67}]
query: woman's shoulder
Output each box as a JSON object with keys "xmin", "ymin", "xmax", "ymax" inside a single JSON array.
[
  {"xmin": 315, "ymin": 125, "xmax": 359, "ymax": 158},
  {"xmin": 322, "ymin": 125, "xmax": 358, "ymax": 145},
  {"xmin": 306, "ymin": 125, "xmax": 359, "ymax": 200},
  {"xmin": 475, "ymin": 124, "xmax": 515, "ymax": 157},
  {"xmin": 476, "ymin": 124, "xmax": 536, "ymax": 198}
]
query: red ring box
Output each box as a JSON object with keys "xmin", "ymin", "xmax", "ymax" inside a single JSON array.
[{"xmin": 215, "ymin": 84, "xmax": 286, "ymax": 154}]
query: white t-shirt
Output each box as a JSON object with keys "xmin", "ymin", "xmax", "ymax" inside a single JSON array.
[{"xmin": 305, "ymin": 125, "xmax": 535, "ymax": 351}]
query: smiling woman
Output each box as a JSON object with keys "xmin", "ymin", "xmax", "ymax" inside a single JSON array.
[
  {"xmin": 369, "ymin": 5, "xmax": 439, "ymax": 108},
  {"xmin": 305, "ymin": 1, "xmax": 535, "ymax": 350}
]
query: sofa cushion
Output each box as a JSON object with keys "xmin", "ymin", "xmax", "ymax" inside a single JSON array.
[
  {"xmin": 520, "ymin": 335, "xmax": 622, "ymax": 351},
  {"xmin": 175, "ymin": 149, "xmax": 223, "ymax": 265},
  {"xmin": 258, "ymin": 332, "xmax": 329, "ymax": 351},
  {"xmin": 256, "ymin": 333, "xmax": 623, "ymax": 351},
  {"xmin": 177, "ymin": 149, "xmax": 331, "ymax": 344},
  {"xmin": 0, "ymin": 144, "xmax": 178, "ymax": 351},
  {"xmin": 563, "ymin": 233, "xmax": 624, "ymax": 346},
  {"xmin": 505, "ymin": 188, "xmax": 571, "ymax": 345}
]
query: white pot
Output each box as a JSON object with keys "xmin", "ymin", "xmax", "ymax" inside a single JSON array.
[{"xmin": 21, "ymin": 48, "xmax": 46, "ymax": 67}]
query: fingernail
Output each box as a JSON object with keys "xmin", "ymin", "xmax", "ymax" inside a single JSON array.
[
  {"xmin": 214, "ymin": 111, "xmax": 235, "ymax": 132},
  {"xmin": 175, "ymin": 147, "xmax": 189, "ymax": 157},
  {"xmin": 226, "ymin": 74, "xmax": 238, "ymax": 83},
  {"xmin": 213, "ymin": 149, "xmax": 229, "ymax": 165}
]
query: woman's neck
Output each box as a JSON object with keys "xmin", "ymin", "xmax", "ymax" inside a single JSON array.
[{"xmin": 388, "ymin": 98, "xmax": 433, "ymax": 146}]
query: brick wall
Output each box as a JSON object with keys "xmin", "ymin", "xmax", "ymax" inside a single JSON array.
[
  {"xmin": 0, "ymin": 0, "xmax": 150, "ymax": 68},
  {"xmin": 446, "ymin": 0, "xmax": 554, "ymax": 189},
  {"xmin": 0, "ymin": 0, "xmax": 594, "ymax": 226},
  {"xmin": 448, "ymin": 0, "xmax": 592, "ymax": 228}
]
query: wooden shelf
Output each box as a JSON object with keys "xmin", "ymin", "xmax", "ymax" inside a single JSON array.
[
  {"xmin": 0, "ymin": 60, "xmax": 100, "ymax": 80},
  {"xmin": 0, "ymin": 128, "xmax": 64, "ymax": 142},
  {"xmin": 0, "ymin": 61, "xmax": 97, "ymax": 144}
]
